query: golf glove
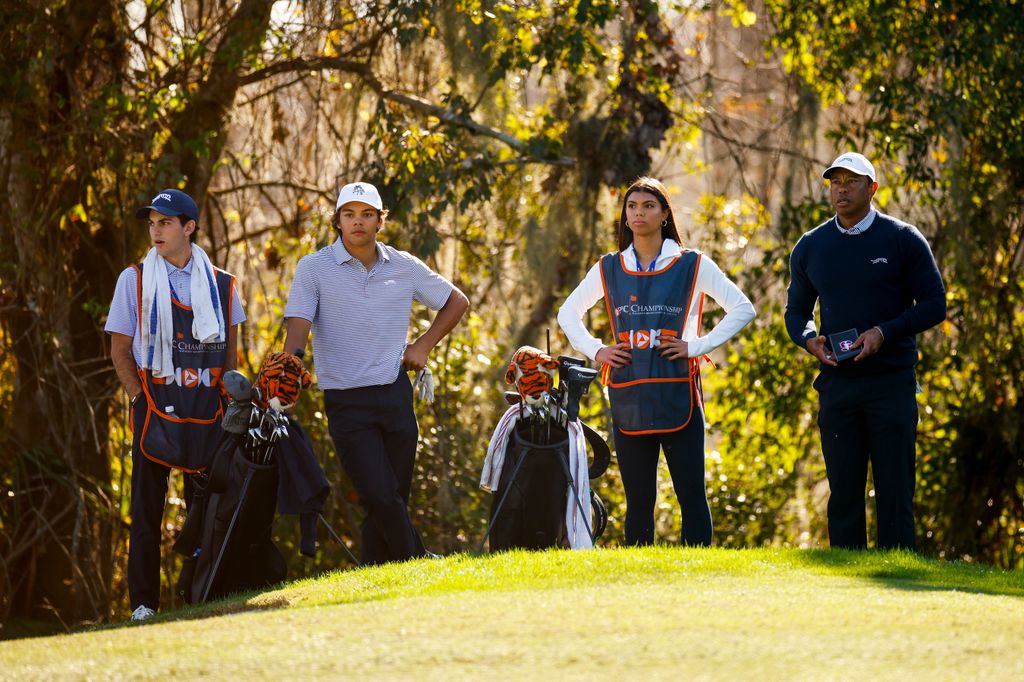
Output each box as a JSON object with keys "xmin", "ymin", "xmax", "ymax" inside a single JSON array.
[{"xmin": 413, "ymin": 367, "xmax": 434, "ymax": 403}]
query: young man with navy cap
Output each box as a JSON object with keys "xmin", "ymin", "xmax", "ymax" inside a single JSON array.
[
  {"xmin": 106, "ymin": 188, "xmax": 245, "ymax": 621},
  {"xmin": 785, "ymin": 153, "xmax": 946, "ymax": 550},
  {"xmin": 283, "ymin": 182, "xmax": 469, "ymax": 565}
]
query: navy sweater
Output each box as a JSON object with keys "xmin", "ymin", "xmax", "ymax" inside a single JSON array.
[{"xmin": 785, "ymin": 211, "xmax": 946, "ymax": 377}]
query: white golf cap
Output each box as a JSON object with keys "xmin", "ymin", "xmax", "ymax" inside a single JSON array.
[
  {"xmin": 335, "ymin": 182, "xmax": 383, "ymax": 210},
  {"xmin": 822, "ymin": 152, "xmax": 876, "ymax": 182}
]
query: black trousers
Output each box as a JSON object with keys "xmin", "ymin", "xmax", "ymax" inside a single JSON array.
[
  {"xmin": 814, "ymin": 367, "xmax": 918, "ymax": 550},
  {"xmin": 612, "ymin": 405, "xmax": 711, "ymax": 547},
  {"xmin": 128, "ymin": 400, "xmax": 195, "ymax": 610},
  {"xmin": 324, "ymin": 374, "xmax": 425, "ymax": 565}
]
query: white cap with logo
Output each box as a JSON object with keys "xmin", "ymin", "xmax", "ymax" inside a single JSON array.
[
  {"xmin": 822, "ymin": 152, "xmax": 876, "ymax": 182},
  {"xmin": 336, "ymin": 182, "xmax": 383, "ymax": 210}
]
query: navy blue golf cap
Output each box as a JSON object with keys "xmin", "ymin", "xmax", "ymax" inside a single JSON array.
[{"xmin": 135, "ymin": 188, "xmax": 199, "ymax": 223}]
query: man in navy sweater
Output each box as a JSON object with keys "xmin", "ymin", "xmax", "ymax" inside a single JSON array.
[{"xmin": 785, "ymin": 152, "xmax": 946, "ymax": 550}]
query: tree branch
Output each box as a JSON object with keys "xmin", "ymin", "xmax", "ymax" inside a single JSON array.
[{"xmin": 239, "ymin": 56, "xmax": 575, "ymax": 166}]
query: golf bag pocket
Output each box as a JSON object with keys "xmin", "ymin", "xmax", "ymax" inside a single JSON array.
[
  {"xmin": 489, "ymin": 425, "xmax": 572, "ymax": 552},
  {"xmin": 609, "ymin": 370, "xmax": 695, "ymax": 435},
  {"xmin": 176, "ymin": 446, "xmax": 286, "ymax": 603},
  {"xmin": 138, "ymin": 407, "xmax": 223, "ymax": 472}
]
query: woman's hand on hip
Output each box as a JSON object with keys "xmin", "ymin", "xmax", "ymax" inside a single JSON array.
[
  {"xmin": 657, "ymin": 335, "xmax": 689, "ymax": 361},
  {"xmin": 596, "ymin": 342, "xmax": 632, "ymax": 368}
]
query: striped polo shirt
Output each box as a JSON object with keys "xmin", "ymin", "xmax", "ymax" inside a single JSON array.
[
  {"xmin": 284, "ymin": 239, "xmax": 455, "ymax": 390},
  {"xmin": 105, "ymin": 259, "xmax": 246, "ymax": 366}
]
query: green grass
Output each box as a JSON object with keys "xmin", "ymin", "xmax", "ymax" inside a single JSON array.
[{"xmin": 2, "ymin": 547, "xmax": 1023, "ymax": 680}]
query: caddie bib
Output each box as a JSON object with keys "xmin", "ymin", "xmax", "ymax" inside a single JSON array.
[
  {"xmin": 599, "ymin": 248, "xmax": 702, "ymax": 434},
  {"xmin": 132, "ymin": 263, "xmax": 233, "ymax": 471}
]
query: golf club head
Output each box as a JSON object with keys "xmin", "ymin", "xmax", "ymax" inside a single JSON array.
[
  {"xmin": 557, "ymin": 355, "xmax": 586, "ymax": 384},
  {"xmin": 566, "ymin": 364, "xmax": 598, "ymax": 386},
  {"xmin": 222, "ymin": 370, "xmax": 253, "ymax": 402},
  {"xmin": 221, "ymin": 402, "xmax": 252, "ymax": 434},
  {"xmin": 564, "ymin": 365, "xmax": 598, "ymax": 423}
]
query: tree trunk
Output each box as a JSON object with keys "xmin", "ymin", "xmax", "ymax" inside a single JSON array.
[{"xmin": 0, "ymin": 0, "xmax": 276, "ymax": 628}]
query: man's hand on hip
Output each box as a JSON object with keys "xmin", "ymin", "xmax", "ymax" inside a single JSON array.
[{"xmin": 402, "ymin": 338, "xmax": 431, "ymax": 372}]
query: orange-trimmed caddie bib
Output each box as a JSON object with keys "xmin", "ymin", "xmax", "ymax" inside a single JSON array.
[
  {"xmin": 598, "ymin": 249, "xmax": 702, "ymax": 435},
  {"xmin": 132, "ymin": 263, "xmax": 233, "ymax": 471}
]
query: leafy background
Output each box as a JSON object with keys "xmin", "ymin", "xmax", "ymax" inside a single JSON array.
[{"xmin": 1, "ymin": 0, "xmax": 1021, "ymax": 632}]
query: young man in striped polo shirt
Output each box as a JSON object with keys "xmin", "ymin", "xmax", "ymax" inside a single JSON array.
[{"xmin": 283, "ymin": 182, "xmax": 469, "ymax": 564}]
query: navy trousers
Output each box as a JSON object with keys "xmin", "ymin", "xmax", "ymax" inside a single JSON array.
[
  {"xmin": 814, "ymin": 367, "xmax": 918, "ymax": 550},
  {"xmin": 324, "ymin": 374, "xmax": 426, "ymax": 565},
  {"xmin": 128, "ymin": 398, "xmax": 195, "ymax": 610},
  {"xmin": 612, "ymin": 405, "xmax": 712, "ymax": 547}
]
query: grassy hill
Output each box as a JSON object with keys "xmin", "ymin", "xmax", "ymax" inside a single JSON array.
[{"xmin": 2, "ymin": 547, "xmax": 1022, "ymax": 680}]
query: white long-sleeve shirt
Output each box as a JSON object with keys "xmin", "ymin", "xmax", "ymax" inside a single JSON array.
[{"xmin": 558, "ymin": 240, "xmax": 756, "ymax": 361}]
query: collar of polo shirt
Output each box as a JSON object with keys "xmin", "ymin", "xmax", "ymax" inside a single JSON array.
[{"xmin": 332, "ymin": 239, "xmax": 389, "ymax": 266}]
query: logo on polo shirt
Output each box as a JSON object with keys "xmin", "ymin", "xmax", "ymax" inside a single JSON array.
[{"xmin": 870, "ymin": 257, "xmax": 888, "ymax": 264}]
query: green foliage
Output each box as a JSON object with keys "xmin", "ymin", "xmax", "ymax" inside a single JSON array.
[{"xmin": 9, "ymin": 0, "xmax": 1024, "ymax": 634}]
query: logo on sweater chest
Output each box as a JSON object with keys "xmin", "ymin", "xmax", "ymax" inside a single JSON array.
[{"xmin": 870, "ymin": 257, "xmax": 889, "ymax": 265}]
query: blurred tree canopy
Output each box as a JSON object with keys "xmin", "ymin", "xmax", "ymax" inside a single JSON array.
[{"xmin": 1, "ymin": 0, "xmax": 1021, "ymax": 634}]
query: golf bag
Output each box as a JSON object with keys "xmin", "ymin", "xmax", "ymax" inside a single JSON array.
[
  {"xmin": 480, "ymin": 349, "xmax": 611, "ymax": 552},
  {"xmin": 175, "ymin": 431, "xmax": 287, "ymax": 604},
  {"xmin": 175, "ymin": 354, "xmax": 325, "ymax": 603}
]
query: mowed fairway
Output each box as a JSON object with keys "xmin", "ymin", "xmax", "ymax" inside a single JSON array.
[{"xmin": 2, "ymin": 547, "xmax": 1022, "ymax": 680}]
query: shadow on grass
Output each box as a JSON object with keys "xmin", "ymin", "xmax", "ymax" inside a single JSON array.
[
  {"xmin": 786, "ymin": 548, "xmax": 1024, "ymax": 598},
  {"xmin": 160, "ymin": 594, "xmax": 294, "ymax": 624},
  {"xmin": 68, "ymin": 590, "xmax": 295, "ymax": 637}
]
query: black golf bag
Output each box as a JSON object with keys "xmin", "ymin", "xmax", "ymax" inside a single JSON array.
[
  {"xmin": 489, "ymin": 424, "xmax": 572, "ymax": 550},
  {"xmin": 487, "ymin": 419, "xmax": 610, "ymax": 552},
  {"xmin": 483, "ymin": 352, "xmax": 611, "ymax": 553},
  {"xmin": 173, "ymin": 360, "xmax": 331, "ymax": 604},
  {"xmin": 175, "ymin": 431, "xmax": 287, "ymax": 604}
]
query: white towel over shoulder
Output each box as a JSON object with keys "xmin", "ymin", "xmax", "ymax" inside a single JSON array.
[{"xmin": 140, "ymin": 244, "xmax": 225, "ymax": 379}]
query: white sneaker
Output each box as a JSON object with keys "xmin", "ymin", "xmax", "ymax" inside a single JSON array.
[{"xmin": 131, "ymin": 605, "xmax": 156, "ymax": 622}]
